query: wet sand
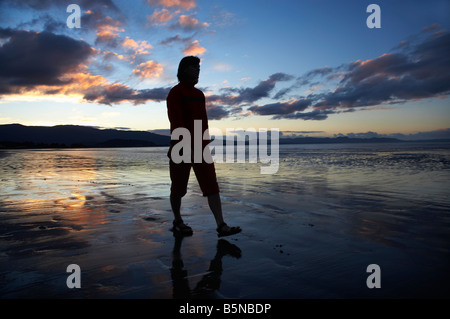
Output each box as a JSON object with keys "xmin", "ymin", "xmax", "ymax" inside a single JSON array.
[{"xmin": 1, "ymin": 146, "xmax": 449, "ymax": 298}]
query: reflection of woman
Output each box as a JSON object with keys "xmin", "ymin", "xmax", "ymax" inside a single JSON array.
[
  {"xmin": 167, "ymin": 56, "xmax": 241, "ymax": 237},
  {"xmin": 171, "ymin": 235, "xmax": 242, "ymax": 299}
]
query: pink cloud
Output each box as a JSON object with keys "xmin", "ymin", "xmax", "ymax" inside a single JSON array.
[
  {"xmin": 183, "ymin": 40, "xmax": 206, "ymax": 56},
  {"xmin": 147, "ymin": 8, "xmax": 174, "ymax": 25},
  {"xmin": 132, "ymin": 60, "xmax": 164, "ymax": 79},
  {"xmin": 177, "ymin": 14, "xmax": 209, "ymax": 30},
  {"xmin": 146, "ymin": 0, "xmax": 196, "ymax": 11}
]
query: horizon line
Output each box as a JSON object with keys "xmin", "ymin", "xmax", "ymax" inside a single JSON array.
[{"xmin": 1, "ymin": 122, "xmax": 450, "ymax": 141}]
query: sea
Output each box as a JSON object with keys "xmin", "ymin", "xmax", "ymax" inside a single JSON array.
[{"xmin": 1, "ymin": 142, "xmax": 449, "ymax": 298}]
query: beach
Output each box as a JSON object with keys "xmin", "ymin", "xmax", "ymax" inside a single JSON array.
[{"xmin": 1, "ymin": 143, "xmax": 449, "ymax": 298}]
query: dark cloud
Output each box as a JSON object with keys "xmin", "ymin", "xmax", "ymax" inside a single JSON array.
[
  {"xmin": 304, "ymin": 66, "xmax": 334, "ymax": 78},
  {"xmin": 3, "ymin": 0, "xmax": 127, "ymax": 49},
  {"xmin": 314, "ymin": 29, "xmax": 450, "ymax": 110},
  {"xmin": 2, "ymin": 0, "xmax": 126, "ymax": 49},
  {"xmin": 0, "ymin": 28, "xmax": 93, "ymax": 93},
  {"xmin": 2, "ymin": 0, "xmax": 119, "ymax": 11},
  {"xmin": 203, "ymin": 73, "xmax": 295, "ymax": 119},
  {"xmin": 158, "ymin": 34, "xmax": 192, "ymax": 46},
  {"xmin": 230, "ymin": 72, "xmax": 294, "ymax": 104},
  {"xmin": 208, "ymin": 72, "xmax": 294, "ymax": 109},
  {"xmin": 137, "ymin": 87, "xmax": 172, "ymax": 102},
  {"xmin": 82, "ymin": 85, "xmax": 118, "ymax": 104},
  {"xmin": 273, "ymin": 109, "xmax": 333, "ymax": 121},
  {"xmin": 243, "ymin": 27, "xmax": 450, "ymax": 121},
  {"xmin": 272, "ymin": 87, "xmax": 292, "ymax": 100},
  {"xmin": 282, "ymin": 130, "xmax": 325, "ymax": 135},
  {"xmin": 84, "ymin": 85, "xmax": 171, "ymax": 105},
  {"xmin": 291, "ymin": 66, "xmax": 340, "ymax": 89},
  {"xmin": 249, "ymin": 99, "xmax": 311, "ymax": 116},
  {"xmin": 252, "ymin": 66, "xmax": 339, "ymax": 110},
  {"xmin": 15, "ymin": 14, "xmax": 67, "ymax": 33},
  {"xmin": 0, "ymin": 27, "xmax": 169, "ymax": 105},
  {"xmin": 336, "ymin": 128, "xmax": 450, "ymax": 141},
  {"xmin": 206, "ymin": 105, "xmax": 231, "ymax": 120},
  {"xmin": 205, "ymin": 72, "xmax": 334, "ymax": 121}
]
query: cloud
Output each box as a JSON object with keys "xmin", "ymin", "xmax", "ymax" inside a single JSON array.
[
  {"xmin": 203, "ymin": 73, "xmax": 295, "ymax": 120},
  {"xmin": 249, "ymin": 99, "xmax": 311, "ymax": 116},
  {"xmin": 94, "ymin": 16, "xmax": 125, "ymax": 47},
  {"xmin": 0, "ymin": 28, "xmax": 170, "ymax": 105},
  {"xmin": 11, "ymin": 0, "xmax": 126, "ymax": 45},
  {"xmin": 159, "ymin": 34, "xmax": 209, "ymax": 57},
  {"xmin": 272, "ymin": 87, "xmax": 292, "ymax": 100},
  {"xmin": 122, "ymin": 36, "xmax": 153, "ymax": 62},
  {"xmin": 213, "ymin": 63, "xmax": 232, "ymax": 72},
  {"xmin": 183, "ymin": 40, "xmax": 206, "ymax": 56},
  {"xmin": 82, "ymin": 5, "xmax": 124, "ymax": 27},
  {"xmin": 15, "ymin": 14, "xmax": 67, "ymax": 34},
  {"xmin": 206, "ymin": 104, "xmax": 230, "ymax": 120},
  {"xmin": 0, "ymin": 0, "xmax": 205, "ymax": 108},
  {"xmin": 171, "ymin": 14, "xmax": 209, "ymax": 31},
  {"xmin": 305, "ymin": 66, "xmax": 334, "ymax": 77},
  {"xmin": 281, "ymin": 130, "xmax": 325, "ymax": 137},
  {"xmin": 158, "ymin": 34, "xmax": 192, "ymax": 46},
  {"xmin": 146, "ymin": 0, "xmax": 196, "ymax": 11},
  {"xmin": 336, "ymin": 128, "xmax": 450, "ymax": 141},
  {"xmin": 145, "ymin": 0, "xmax": 210, "ymax": 57},
  {"xmin": 313, "ymin": 29, "xmax": 450, "ymax": 110},
  {"xmin": 239, "ymin": 27, "xmax": 450, "ymax": 121},
  {"xmin": 2, "ymin": 0, "xmax": 120, "ymax": 11},
  {"xmin": 235, "ymin": 73, "xmax": 294, "ymax": 103},
  {"xmin": 122, "ymin": 37, "xmax": 153, "ymax": 52},
  {"xmin": 0, "ymin": 28, "xmax": 94, "ymax": 93},
  {"xmin": 208, "ymin": 72, "xmax": 294, "ymax": 107},
  {"xmin": 132, "ymin": 60, "xmax": 164, "ymax": 79},
  {"xmin": 83, "ymin": 84, "xmax": 171, "ymax": 105},
  {"xmin": 273, "ymin": 109, "xmax": 334, "ymax": 121},
  {"xmin": 147, "ymin": 8, "xmax": 174, "ymax": 25}
]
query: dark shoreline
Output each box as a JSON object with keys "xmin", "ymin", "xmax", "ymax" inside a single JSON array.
[{"xmin": 1, "ymin": 138, "xmax": 449, "ymax": 150}]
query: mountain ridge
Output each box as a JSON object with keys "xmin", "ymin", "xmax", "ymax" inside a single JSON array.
[
  {"xmin": 0, "ymin": 123, "xmax": 171, "ymax": 148},
  {"xmin": 1, "ymin": 124, "xmax": 449, "ymax": 149}
]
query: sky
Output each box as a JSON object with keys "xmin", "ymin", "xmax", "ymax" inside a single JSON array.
[{"xmin": 0, "ymin": 0, "xmax": 449, "ymax": 139}]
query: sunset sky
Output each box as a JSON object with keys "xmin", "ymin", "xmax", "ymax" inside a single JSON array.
[{"xmin": 0, "ymin": 0, "xmax": 449, "ymax": 139}]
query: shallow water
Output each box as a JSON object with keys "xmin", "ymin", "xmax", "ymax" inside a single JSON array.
[{"xmin": 1, "ymin": 142, "xmax": 449, "ymax": 298}]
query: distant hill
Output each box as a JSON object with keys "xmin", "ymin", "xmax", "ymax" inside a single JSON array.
[
  {"xmin": 278, "ymin": 136, "xmax": 401, "ymax": 144},
  {"xmin": 1, "ymin": 124, "xmax": 448, "ymax": 149},
  {"xmin": 0, "ymin": 124, "xmax": 171, "ymax": 148}
]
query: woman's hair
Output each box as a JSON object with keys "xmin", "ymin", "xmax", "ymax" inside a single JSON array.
[{"xmin": 177, "ymin": 56, "xmax": 200, "ymax": 82}]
